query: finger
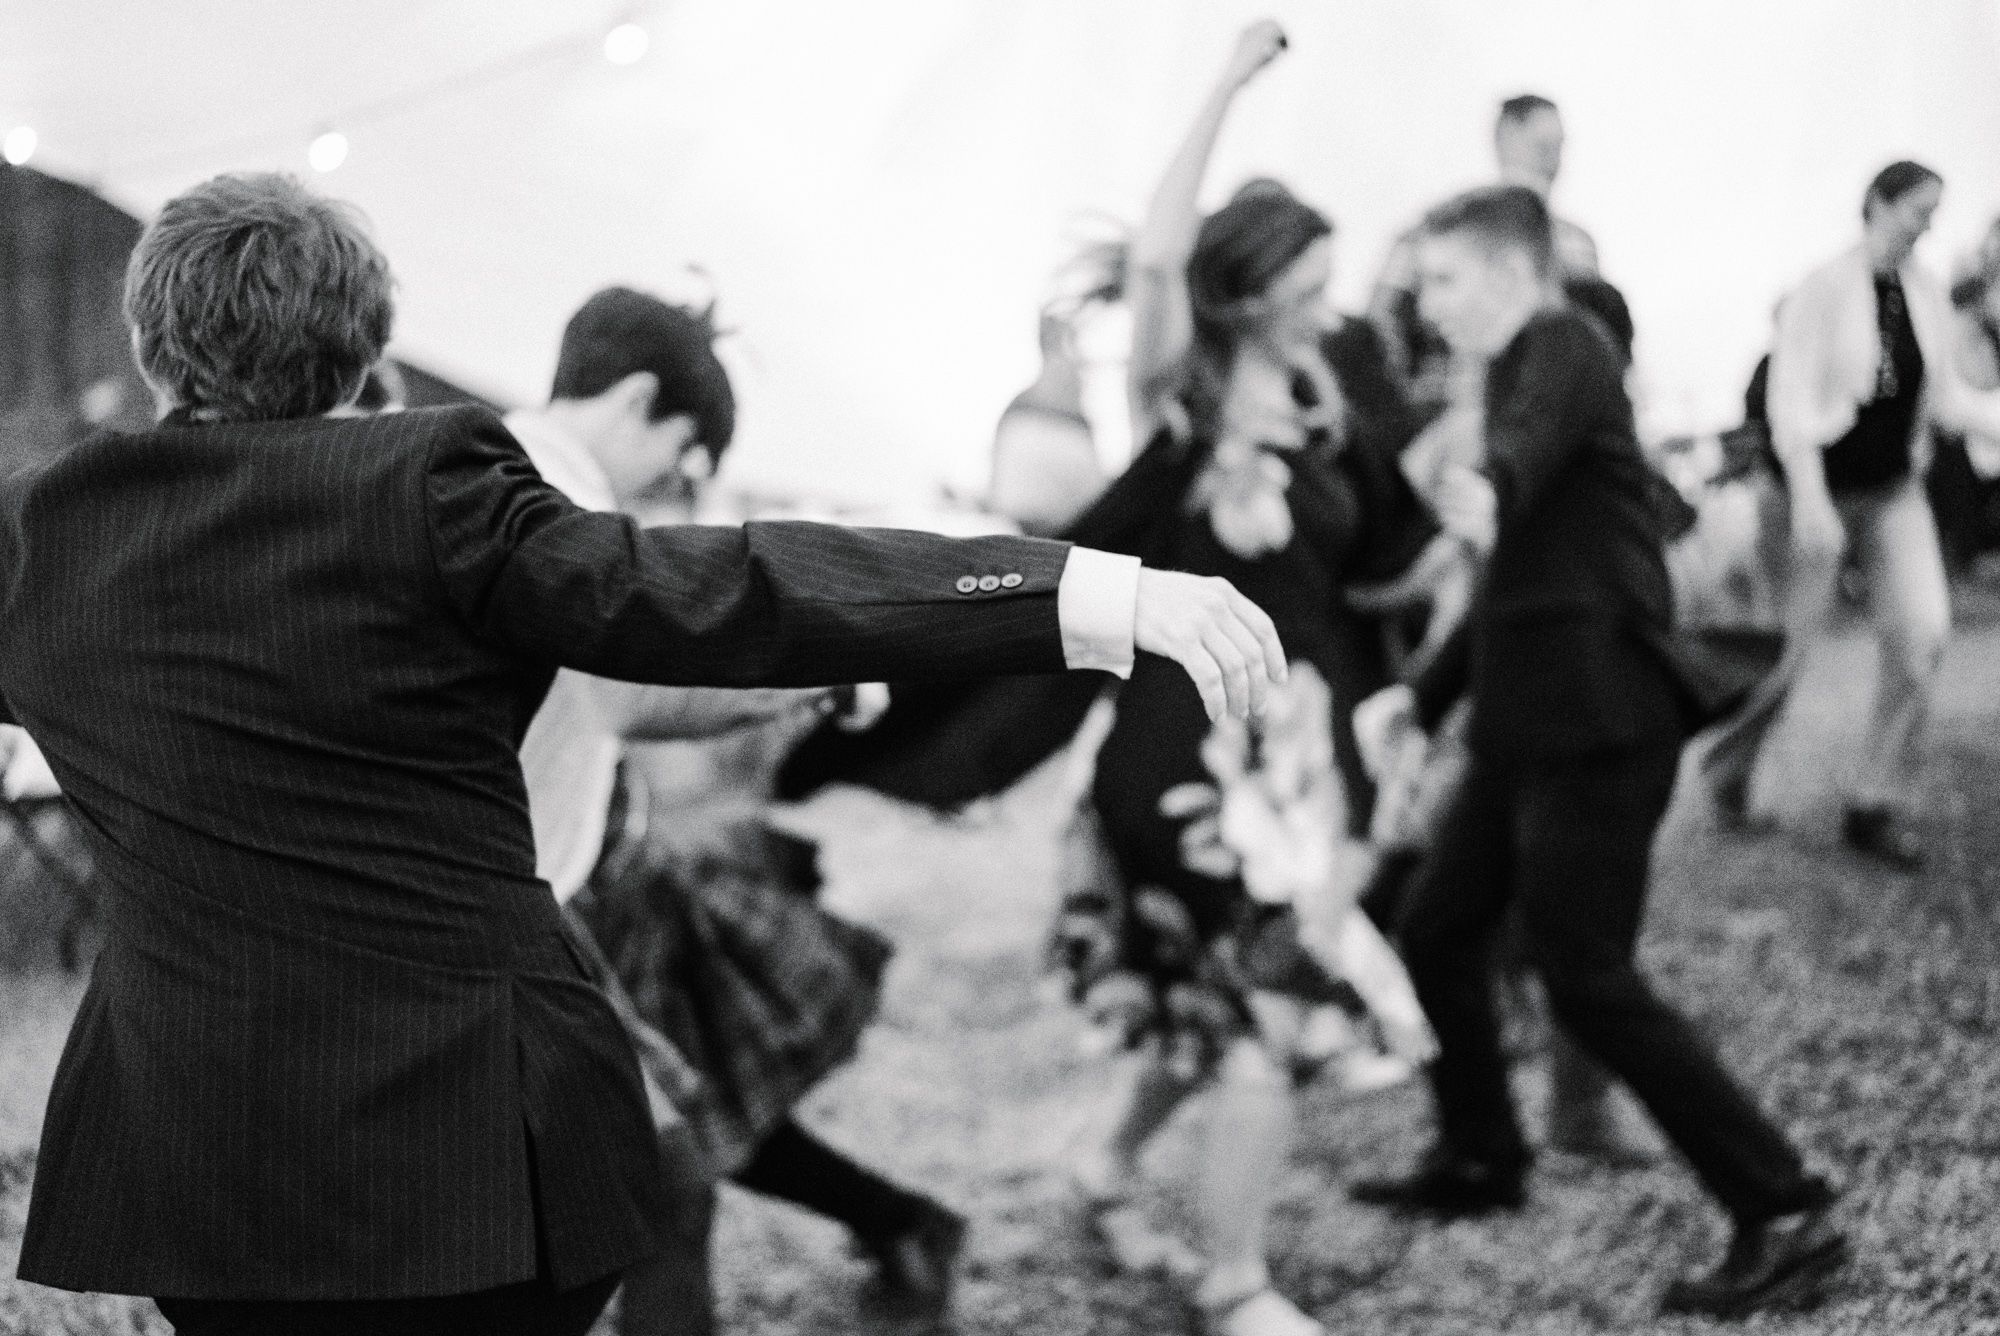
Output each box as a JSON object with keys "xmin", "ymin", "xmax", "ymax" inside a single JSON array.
[
  {"xmin": 1206, "ymin": 611, "xmax": 1269, "ymax": 717},
  {"xmin": 1173, "ymin": 639, "xmax": 1227, "ymax": 723},
  {"xmin": 1227, "ymin": 586, "xmax": 1288, "ymax": 684},
  {"xmin": 1217, "ymin": 610, "xmax": 1272, "ymax": 716},
  {"xmin": 1199, "ymin": 622, "xmax": 1254, "ymax": 720}
]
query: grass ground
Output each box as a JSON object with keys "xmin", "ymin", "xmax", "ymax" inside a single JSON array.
[{"xmin": 2, "ymin": 587, "xmax": 1997, "ymax": 1335}]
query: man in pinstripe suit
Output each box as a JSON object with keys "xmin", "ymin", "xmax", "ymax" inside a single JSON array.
[{"xmin": 0, "ymin": 173, "xmax": 1285, "ymax": 1335}]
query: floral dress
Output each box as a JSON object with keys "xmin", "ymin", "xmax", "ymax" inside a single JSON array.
[{"xmin": 1056, "ymin": 403, "xmax": 1439, "ymax": 1078}]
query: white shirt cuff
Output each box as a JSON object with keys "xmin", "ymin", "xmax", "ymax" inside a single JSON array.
[{"xmin": 1057, "ymin": 547, "xmax": 1141, "ymax": 679}]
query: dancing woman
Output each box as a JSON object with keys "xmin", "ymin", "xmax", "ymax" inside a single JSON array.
[
  {"xmin": 1056, "ymin": 23, "xmax": 1441, "ymax": 1336},
  {"xmin": 1698, "ymin": 163, "xmax": 2000, "ymax": 863}
]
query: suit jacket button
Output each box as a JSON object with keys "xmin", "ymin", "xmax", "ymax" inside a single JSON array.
[
  {"xmin": 955, "ymin": 575, "xmax": 979, "ymax": 594},
  {"xmin": 1000, "ymin": 572, "xmax": 1023, "ymax": 588},
  {"xmin": 977, "ymin": 575, "xmax": 1001, "ymax": 592}
]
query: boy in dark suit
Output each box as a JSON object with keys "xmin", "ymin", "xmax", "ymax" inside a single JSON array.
[
  {"xmin": 0, "ymin": 172, "xmax": 1284, "ymax": 1336},
  {"xmin": 1347, "ymin": 186, "xmax": 1847, "ymax": 1319}
]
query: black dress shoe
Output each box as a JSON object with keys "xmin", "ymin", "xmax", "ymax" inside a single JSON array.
[
  {"xmin": 1349, "ymin": 1147, "xmax": 1526, "ymax": 1217},
  {"xmin": 1659, "ymin": 1194, "xmax": 1848, "ymax": 1318},
  {"xmin": 858, "ymin": 1198, "xmax": 967, "ymax": 1320},
  {"xmin": 1842, "ymin": 806, "xmax": 1926, "ymax": 870}
]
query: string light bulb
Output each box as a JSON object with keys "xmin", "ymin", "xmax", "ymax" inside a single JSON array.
[
  {"xmin": 3, "ymin": 125, "xmax": 37, "ymax": 167},
  {"xmin": 603, "ymin": 21, "xmax": 650, "ymax": 65},
  {"xmin": 308, "ymin": 129, "xmax": 349, "ymax": 173}
]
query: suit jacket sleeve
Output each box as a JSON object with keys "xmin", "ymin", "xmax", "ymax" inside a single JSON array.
[
  {"xmin": 423, "ymin": 410, "xmax": 1073, "ymax": 687},
  {"xmin": 1484, "ymin": 313, "xmax": 1615, "ymax": 525}
]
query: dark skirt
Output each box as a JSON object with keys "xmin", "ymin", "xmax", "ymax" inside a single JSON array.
[{"xmin": 571, "ymin": 796, "xmax": 892, "ymax": 1174}]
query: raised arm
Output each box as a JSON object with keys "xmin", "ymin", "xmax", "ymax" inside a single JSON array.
[{"xmin": 1127, "ymin": 20, "xmax": 1289, "ymax": 437}]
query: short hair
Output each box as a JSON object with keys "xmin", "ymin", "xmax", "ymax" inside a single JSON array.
[
  {"xmin": 123, "ymin": 173, "xmax": 394, "ymax": 423},
  {"xmin": 1496, "ymin": 94, "xmax": 1559, "ymax": 134},
  {"xmin": 1862, "ymin": 159, "xmax": 1942, "ymax": 220},
  {"xmin": 551, "ymin": 287, "xmax": 737, "ymax": 458},
  {"xmin": 1422, "ymin": 184, "xmax": 1555, "ymax": 276}
]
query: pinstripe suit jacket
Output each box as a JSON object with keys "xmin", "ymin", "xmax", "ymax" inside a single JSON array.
[{"xmin": 0, "ymin": 404, "xmax": 1072, "ymax": 1301}]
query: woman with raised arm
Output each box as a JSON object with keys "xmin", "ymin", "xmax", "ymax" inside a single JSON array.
[{"xmin": 1047, "ymin": 23, "xmax": 1442, "ymax": 1336}]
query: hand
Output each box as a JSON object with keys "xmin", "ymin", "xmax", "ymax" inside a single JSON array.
[
  {"xmin": 1433, "ymin": 463, "xmax": 1497, "ymax": 554},
  {"xmin": 1133, "ymin": 570, "xmax": 1287, "ymax": 723},
  {"xmin": 1222, "ymin": 19, "xmax": 1288, "ymax": 90},
  {"xmin": 1352, "ymin": 684, "xmax": 1417, "ymax": 780}
]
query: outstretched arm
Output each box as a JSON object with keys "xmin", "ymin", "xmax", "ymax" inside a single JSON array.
[
  {"xmin": 427, "ymin": 410, "xmax": 1286, "ymax": 722},
  {"xmin": 1128, "ymin": 19, "xmax": 1289, "ymax": 438}
]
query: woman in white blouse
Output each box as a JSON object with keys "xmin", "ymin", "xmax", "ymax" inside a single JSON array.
[{"xmin": 1700, "ymin": 162, "xmax": 2000, "ymax": 866}]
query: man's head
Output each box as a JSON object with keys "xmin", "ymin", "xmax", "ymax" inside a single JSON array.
[
  {"xmin": 124, "ymin": 173, "xmax": 394, "ymax": 423},
  {"xmin": 1494, "ymin": 94, "xmax": 1564, "ymax": 197},
  {"xmin": 549, "ymin": 287, "xmax": 736, "ymax": 506},
  {"xmin": 1416, "ymin": 185, "xmax": 1555, "ymax": 358},
  {"xmin": 1861, "ymin": 160, "xmax": 1944, "ymax": 273}
]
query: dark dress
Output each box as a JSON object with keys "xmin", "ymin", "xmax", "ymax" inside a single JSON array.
[
  {"xmin": 776, "ymin": 320, "xmax": 1424, "ymax": 822},
  {"xmin": 1089, "ymin": 418, "xmax": 1436, "ymax": 943},
  {"xmin": 777, "ymin": 324, "xmax": 1435, "ymax": 1064}
]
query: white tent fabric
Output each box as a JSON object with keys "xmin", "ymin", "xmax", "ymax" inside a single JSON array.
[{"xmin": 5, "ymin": 0, "xmax": 1998, "ymax": 505}]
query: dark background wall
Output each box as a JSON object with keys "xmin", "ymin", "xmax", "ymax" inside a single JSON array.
[{"xmin": 0, "ymin": 164, "xmax": 152, "ymax": 474}]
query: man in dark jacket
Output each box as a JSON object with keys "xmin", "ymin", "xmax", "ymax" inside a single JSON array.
[
  {"xmin": 0, "ymin": 172, "xmax": 1284, "ymax": 1335},
  {"xmin": 1346, "ymin": 186, "xmax": 1846, "ymax": 1320}
]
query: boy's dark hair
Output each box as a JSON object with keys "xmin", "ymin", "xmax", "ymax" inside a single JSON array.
[
  {"xmin": 1862, "ymin": 160, "xmax": 1942, "ymax": 221},
  {"xmin": 1422, "ymin": 184, "xmax": 1555, "ymax": 276},
  {"xmin": 551, "ymin": 286, "xmax": 736, "ymax": 456},
  {"xmin": 1496, "ymin": 94, "xmax": 1558, "ymax": 133},
  {"xmin": 124, "ymin": 173, "xmax": 394, "ymax": 423}
]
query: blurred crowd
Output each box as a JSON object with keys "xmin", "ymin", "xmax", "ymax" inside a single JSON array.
[{"xmin": 6, "ymin": 18, "xmax": 2000, "ymax": 1336}]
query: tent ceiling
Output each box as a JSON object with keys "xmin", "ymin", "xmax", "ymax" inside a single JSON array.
[{"xmin": 5, "ymin": 1, "xmax": 1998, "ymax": 504}]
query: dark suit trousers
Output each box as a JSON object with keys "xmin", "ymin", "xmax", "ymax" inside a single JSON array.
[
  {"xmin": 154, "ymin": 1273, "xmax": 619, "ymax": 1335},
  {"xmin": 1398, "ymin": 739, "xmax": 1816, "ymax": 1223}
]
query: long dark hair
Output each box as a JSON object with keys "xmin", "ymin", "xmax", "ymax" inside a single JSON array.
[{"xmin": 1179, "ymin": 179, "xmax": 1331, "ymax": 445}]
